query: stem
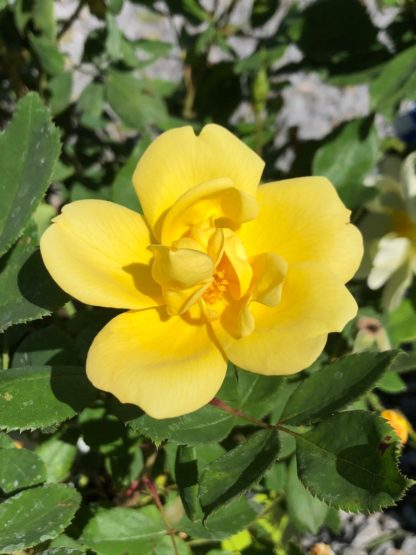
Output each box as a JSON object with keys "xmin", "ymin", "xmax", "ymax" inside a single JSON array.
[
  {"xmin": 142, "ymin": 475, "xmax": 179, "ymax": 555},
  {"xmin": 58, "ymin": 0, "xmax": 85, "ymax": 39},
  {"xmin": 209, "ymin": 398, "xmax": 270, "ymax": 428}
]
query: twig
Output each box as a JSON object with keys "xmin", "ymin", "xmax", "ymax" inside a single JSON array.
[{"xmin": 142, "ymin": 475, "xmax": 179, "ymax": 555}]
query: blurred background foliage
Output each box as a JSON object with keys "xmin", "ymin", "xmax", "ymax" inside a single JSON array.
[{"xmin": 2, "ymin": 0, "xmax": 416, "ymax": 554}]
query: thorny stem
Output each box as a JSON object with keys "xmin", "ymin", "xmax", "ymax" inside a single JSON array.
[{"xmin": 142, "ymin": 475, "xmax": 179, "ymax": 555}]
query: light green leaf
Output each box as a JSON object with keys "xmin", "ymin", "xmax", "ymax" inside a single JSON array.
[
  {"xmin": 111, "ymin": 138, "xmax": 150, "ymax": 211},
  {"xmin": 49, "ymin": 72, "xmax": 73, "ymax": 116},
  {"xmin": 370, "ymin": 45, "xmax": 416, "ymax": 118},
  {"xmin": 199, "ymin": 429, "xmax": 280, "ymax": 517},
  {"xmin": 286, "ymin": 457, "xmax": 328, "ymax": 534},
  {"xmin": 376, "ymin": 371, "xmax": 407, "ymax": 394},
  {"xmin": 29, "ymin": 33, "xmax": 65, "ymax": 75},
  {"xmin": 180, "ymin": 496, "xmax": 259, "ymax": 538},
  {"xmin": 280, "ymin": 351, "xmax": 400, "ymax": 426},
  {"xmin": 80, "ymin": 505, "xmax": 166, "ymax": 555},
  {"xmin": 0, "ymin": 227, "xmax": 68, "ymax": 333},
  {"xmin": 36, "ymin": 436, "xmax": 77, "ymax": 483},
  {"xmin": 0, "ymin": 92, "xmax": 60, "ymax": 256},
  {"xmin": 295, "ymin": 410, "xmax": 410, "ymax": 512},
  {"xmin": 388, "ymin": 299, "xmax": 416, "ymax": 346},
  {"xmin": 313, "ymin": 118, "xmax": 379, "ymax": 208},
  {"xmin": 0, "ymin": 484, "xmax": 80, "ymax": 554},
  {"xmin": 106, "ymin": 69, "xmax": 169, "ymax": 130},
  {"xmin": 0, "ymin": 366, "xmax": 96, "ymax": 431},
  {"xmin": 0, "ymin": 447, "xmax": 46, "ymax": 493}
]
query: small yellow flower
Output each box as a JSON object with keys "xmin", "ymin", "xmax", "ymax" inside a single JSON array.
[
  {"xmin": 40, "ymin": 125, "xmax": 362, "ymax": 419},
  {"xmin": 381, "ymin": 409, "xmax": 412, "ymax": 444}
]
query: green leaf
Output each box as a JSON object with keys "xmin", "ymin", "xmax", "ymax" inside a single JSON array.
[
  {"xmin": 49, "ymin": 72, "xmax": 73, "ymax": 116},
  {"xmin": 175, "ymin": 445, "xmax": 203, "ymax": 522},
  {"xmin": 39, "ymin": 549, "xmax": 85, "ymax": 555},
  {"xmin": 106, "ymin": 69, "xmax": 169, "ymax": 130},
  {"xmin": 77, "ymin": 82, "xmax": 106, "ymax": 129},
  {"xmin": 180, "ymin": 496, "xmax": 259, "ymax": 539},
  {"xmin": 0, "ymin": 92, "xmax": 60, "ymax": 256},
  {"xmin": 36, "ymin": 436, "xmax": 77, "ymax": 483},
  {"xmin": 237, "ymin": 370, "xmax": 284, "ymax": 419},
  {"xmin": 285, "ymin": 457, "xmax": 328, "ymax": 534},
  {"xmin": 111, "ymin": 138, "xmax": 150, "ymax": 211},
  {"xmin": 12, "ymin": 324, "xmax": 80, "ymax": 367},
  {"xmin": 0, "ymin": 227, "xmax": 68, "ymax": 333},
  {"xmin": 370, "ymin": 45, "xmax": 416, "ymax": 118},
  {"xmin": 80, "ymin": 505, "xmax": 166, "ymax": 555},
  {"xmin": 199, "ymin": 429, "xmax": 280, "ymax": 517},
  {"xmin": 376, "ymin": 371, "xmax": 407, "ymax": 394},
  {"xmin": 0, "ymin": 483, "xmax": 80, "ymax": 553},
  {"xmin": 388, "ymin": 299, "xmax": 416, "ymax": 346},
  {"xmin": 312, "ymin": 118, "xmax": 379, "ymax": 208},
  {"xmin": 29, "ymin": 33, "xmax": 66, "ymax": 75},
  {"xmin": 127, "ymin": 371, "xmax": 237, "ymax": 444},
  {"xmin": 280, "ymin": 351, "xmax": 400, "ymax": 426},
  {"xmin": 0, "ymin": 447, "xmax": 46, "ymax": 493},
  {"xmin": 295, "ymin": 410, "xmax": 410, "ymax": 512},
  {"xmin": 0, "ymin": 366, "xmax": 96, "ymax": 431}
]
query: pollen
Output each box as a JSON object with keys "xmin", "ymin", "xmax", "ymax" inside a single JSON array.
[{"xmin": 203, "ymin": 269, "xmax": 229, "ymax": 304}]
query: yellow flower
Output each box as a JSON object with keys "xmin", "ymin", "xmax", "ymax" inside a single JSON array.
[
  {"xmin": 40, "ymin": 125, "xmax": 362, "ymax": 419},
  {"xmin": 381, "ymin": 409, "xmax": 412, "ymax": 445}
]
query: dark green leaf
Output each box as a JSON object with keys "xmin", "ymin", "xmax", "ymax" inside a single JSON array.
[
  {"xmin": 0, "ymin": 484, "xmax": 80, "ymax": 553},
  {"xmin": 127, "ymin": 371, "xmax": 237, "ymax": 444},
  {"xmin": 0, "ymin": 92, "xmax": 60, "ymax": 256},
  {"xmin": 199, "ymin": 429, "xmax": 280, "ymax": 517},
  {"xmin": 175, "ymin": 445, "xmax": 203, "ymax": 522},
  {"xmin": 280, "ymin": 351, "xmax": 400, "ymax": 426},
  {"xmin": 0, "ymin": 366, "xmax": 96, "ymax": 431},
  {"xmin": 0, "ymin": 447, "xmax": 46, "ymax": 493},
  {"xmin": 237, "ymin": 369, "xmax": 284, "ymax": 419},
  {"xmin": 0, "ymin": 227, "xmax": 68, "ymax": 333},
  {"xmin": 295, "ymin": 410, "xmax": 410, "ymax": 512}
]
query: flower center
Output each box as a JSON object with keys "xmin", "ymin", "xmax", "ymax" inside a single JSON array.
[{"xmin": 203, "ymin": 269, "xmax": 229, "ymax": 305}]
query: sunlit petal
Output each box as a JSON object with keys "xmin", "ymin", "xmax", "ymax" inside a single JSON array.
[
  {"xmin": 212, "ymin": 262, "xmax": 357, "ymax": 375},
  {"xmin": 86, "ymin": 308, "xmax": 227, "ymax": 419},
  {"xmin": 239, "ymin": 177, "xmax": 363, "ymax": 283},
  {"xmin": 133, "ymin": 125, "xmax": 264, "ymax": 237},
  {"xmin": 40, "ymin": 200, "xmax": 162, "ymax": 309}
]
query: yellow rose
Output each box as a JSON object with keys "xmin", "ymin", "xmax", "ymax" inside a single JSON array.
[{"xmin": 40, "ymin": 125, "xmax": 362, "ymax": 419}]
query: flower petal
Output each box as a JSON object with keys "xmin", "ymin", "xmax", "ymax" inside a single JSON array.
[
  {"xmin": 239, "ymin": 177, "xmax": 363, "ymax": 283},
  {"xmin": 212, "ymin": 262, "xmax": 357, "ymax": 375},
  {"xmin": 133, "ymin": 124, "xmax": 264, "ymax": 237},
  {"xmin": 40, "ymin": 200, "xmax": 162, "ymax": 309},
  {"xmin": 87, "ymin": 308, "xmax": 227, "ymax": 419}
]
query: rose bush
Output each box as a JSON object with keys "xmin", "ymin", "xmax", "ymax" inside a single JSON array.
[{"xmin": 40, "ymin": 124, "xmax": 362, "ymax": 418}]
